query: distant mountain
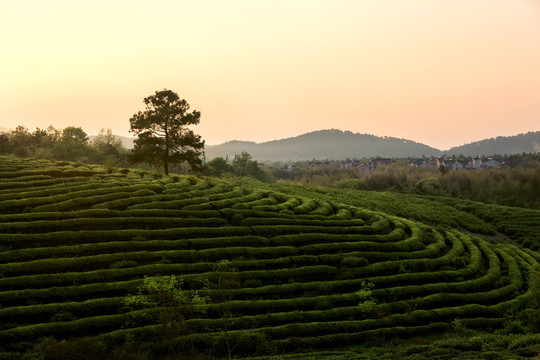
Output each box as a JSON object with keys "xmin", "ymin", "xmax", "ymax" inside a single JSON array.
[
  {"xmin": 91, "ymin": 130, "xmax": 540, "ymax": 161},
  {"xmin": 445, "ymin": 131, "xmax": 540, "ymax": 156},
  {"xmin": 205, "ymin": 129, "xmax": 441, "ymax": 161}
]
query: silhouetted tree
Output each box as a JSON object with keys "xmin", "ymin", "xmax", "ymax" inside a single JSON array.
[{"xmin": 128, "ymin": 89, "xmax": 204, "ymax": 175}]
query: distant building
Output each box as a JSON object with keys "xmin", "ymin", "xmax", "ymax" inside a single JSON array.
[
  {"xmin": 341, "ymin": 159, "xmax": 360, "ymax": 169},
  {"xmin": 466, "ymin": 157, "xmax": 501, "ymax": 170},
  {"xmin": 483, "ymin": 158, "xmax": 501, "ymax": 168},
  {"xmin": 436, "ymin": 157, "xmax": 464, "ymax": 171},
  {"xmin": 428, "ymin": 157, "xmax": 438, "ymax": 167},
  {"xmin": 410, "ymin": 159, "xmax": 429, "ymax": 167},
  {"xmin": 449, "ymin": 161, "xmax": 464, "ymax": 171},
  {"xmin": 356, "ymin": 164, "xmax": 371, "ymax": 174}
]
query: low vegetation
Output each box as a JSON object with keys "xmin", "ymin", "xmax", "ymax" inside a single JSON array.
[
  {"xmin": 0, "ymin": 156, "xmax": 539, "ymax": 359},
  {"xmin": 261, "ymin": 155, "xmax": 540, "ymax": 209}
]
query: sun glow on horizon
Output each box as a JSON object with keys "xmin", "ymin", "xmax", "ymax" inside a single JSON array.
[{"xmin": 1, "ymin": 0, "xmax": 539, "ymax": 150}]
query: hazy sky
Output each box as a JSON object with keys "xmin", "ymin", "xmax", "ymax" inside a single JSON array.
[{"xmin": 2, "ymin": 0, "xmax": 539, "ymax": 150}]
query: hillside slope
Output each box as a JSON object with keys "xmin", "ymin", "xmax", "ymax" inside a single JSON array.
[
  {"xmin": 446, "ymin": 131, "xmax": 540, "ymax": 156},
  {"xmin": 95, "ymin": 130, "xmax": 540, "ymax": 160},
  {"xmin": 0, "ymin": 157, "xmax": 539, "ymax": 359},
  {"xmin": 205, "ymin": 130, "xmax": 441, "ymax": 161}
]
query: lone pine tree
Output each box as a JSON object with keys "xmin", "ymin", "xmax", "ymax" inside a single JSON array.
[{"xmin": 128, "ymin": 89, "xmax": 204, "ymax": 174}]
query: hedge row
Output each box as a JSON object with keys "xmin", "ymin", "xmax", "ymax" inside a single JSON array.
[
  {"xmin": 0, "ymin": 235, "xmax": 271, "ymax": 263},
  {"xmin": 0, "ymin": 264, "xmax": 341, "ymax": 305},
  {"xmin": 182, "ymin": 191, "xmax": 268, "ymax": 211},
  {"xmin": 125, "ymin": 184, "xmax": 240, "ymax": 210},
  {"xmin": 0, "ymin": 216, "xmax": 229, "ymax": 234},
  {"xmin": 231, "ymin": 196, "xmax": 279, "ymax": 210},
  {"xmin": 239, "ymin": 217, "xmax": 367, "ymax": 227},
  {"xmin": 0, "ymin": 209, "xmax": 222, "ymax": 223},
  {"xmin": 249, "ymin": 196, "xmax": 301, "ymax": 213},
  {"xmin": 0, "ymin": 176, "xmax": 92, "ymax": 192},
  {"xmin": 0, "ymin": 179, "xmax": 142, "ymax": 202},
  {"xmin": 0, "ymin": 251, "xmax": 342, "ymax": 278},
  {"xmin": 0, "ymin": 297, "xmax": 124, "ymax": 325},
  {"xmin": 0, "ymin": 183, "xmax": 165, "ymax": 212},
  {"xmin": 0, "ymin": 226, "xmax": 254, "ymax": 248}
]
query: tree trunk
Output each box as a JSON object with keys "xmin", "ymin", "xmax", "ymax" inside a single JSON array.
[{"xmin": 164, "ymin": 126, "xmax": 169, "ymax": 175}]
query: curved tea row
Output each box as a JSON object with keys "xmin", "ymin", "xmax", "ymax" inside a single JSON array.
[{"xmin": 0, "ymin": 157, "xmax": 538, "ymax": 355}]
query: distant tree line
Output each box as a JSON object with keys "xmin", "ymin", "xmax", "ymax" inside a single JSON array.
[
  {"xmin": 2, "ymin": 122, "xmax": 538, "ymax": 208},
  {"xmin": 261, "ymin": 156, "xmax": 540, "ymax": 209},
  {"xmin": 0, "ymin": 89, "xmax": 206, "ymax": 175},
  {"xmin": 0, "ymin": 125, "xmax": 129, "ymax": 167},
  {"xmin": 205, "ymin": 152, "xmax": 272, "ymax": 182}
]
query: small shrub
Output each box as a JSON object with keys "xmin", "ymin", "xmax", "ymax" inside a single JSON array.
[
  {"xmin": 356, "ymin": 281, "xmax": 377, "ymax": 315},
  {"xmin": 105, "ymin": 167, "xmax": 115, "ymax": 175},
  {"xmin": 134, "ymin": 170, "xmax": 147, "ymax": 179}
]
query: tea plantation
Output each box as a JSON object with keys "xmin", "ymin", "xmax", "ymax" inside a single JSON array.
[{"xmin": 1, "ymin": 157, "xmax": 539, "ymax": 359}]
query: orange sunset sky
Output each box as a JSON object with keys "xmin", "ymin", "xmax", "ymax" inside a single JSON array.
[{"xmin": 1, "ymin": 0, "xmax": 539, "ymax": 150}]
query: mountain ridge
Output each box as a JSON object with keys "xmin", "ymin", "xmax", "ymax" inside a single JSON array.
[
  {"xmin": 205, "ymin": 129, "xmax": 440, "ymax": 161},
  {"xmin": 446, "ymin": 131, "xmax": 540, "ymax": 156},
  {"xmin": 205, "ymin": 129, "xmax": 540, "ymax": 161},
  {"xmin": 102, "ymin": 129, "xmax": 540, "ymax": 161}
]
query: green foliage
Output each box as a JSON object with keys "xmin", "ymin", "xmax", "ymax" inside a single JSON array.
[
  {"xmin": 205, "ymin": 156, "xmax": 230, "ymax": 177},
  {"xmin": 61, "ymin": 127, "xmax": 89, "ymax": 144},
  {"xmin": 124, "ymin": 275, "xmax": 207, "ymax": 310},
  {"xmin": 13, "ymin": 145, "xmax": 31, "ymax": 158},
  {"xmin": 356, "ymin": 281, "xmax": 377, "ymax": 315},
  {"xmin": 123, "ymin": 275, "xmax": 208, "ymax": 357},
  {"xmin": 204, "ymin": 151, "xmax": 273, "ymax": 182},
  {"xmin": 0, "ymin": 156, "xmax": 540, "ymax": 359},
  {"xmin": 91, "ymin": 128, "xmax": 125, "ymax": 156},
  {"xmin": 128, "ymin": 89, "xmax": 204, "ymax": 174}
]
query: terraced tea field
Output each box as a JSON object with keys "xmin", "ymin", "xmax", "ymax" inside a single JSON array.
[{"xmin": 0, "ymin": 157, "xmax": 539, "ymax": 359}]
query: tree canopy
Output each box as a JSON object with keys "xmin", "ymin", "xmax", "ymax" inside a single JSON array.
[
  {"xmin": 128, "ymin": 89, "xmax": 204, "ymax": 175},
  {"xmin": 61, "ymin": 126, "xmax": 89, "ymax": 144},
  {"xmin": 91, "ymin": 128, "xmax": 125, "ymax": 156}
]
